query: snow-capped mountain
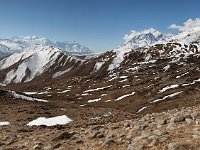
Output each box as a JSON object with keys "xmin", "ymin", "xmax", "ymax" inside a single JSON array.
[
  {"xmin": 0, "ymin": 46, "xmax": 82, "ymax": 84},
  {"xmin": 104, "ymin": 27, "xmax": 200, "ymax": 71},
  {"xmin": 123, "ymin": 28, "xmax": 171, "ymax": 48},
  {"xmin": 10, "ymin": 36, "xmax": 53, "ymax": 48},
  {"xmin": 54, "ymin": 41, "xmax": 93, "ymax": 55},
  {"xmin": 105, "ymin": 27, "xmax": 200, "ymax": 71},
  {"xmin": 0, "ymin": 39, "xmax": 23, "ymax": 57},
  {"xmin": 0, "ymin": 36, "xmax": 93, "ymax": 57},
  {"xmin": 168, "ymin": 27, "xmax": 200, "ymax": 44}
]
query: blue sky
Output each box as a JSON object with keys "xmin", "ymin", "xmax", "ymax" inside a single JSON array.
[{"xmin": 0, "ymin": 0, "xmax": 199, "ymax": 52}]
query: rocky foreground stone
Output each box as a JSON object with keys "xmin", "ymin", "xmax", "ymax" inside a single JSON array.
[{"xmin": 1, "ymin": 105, "xmax": 200, "ymax": 150}]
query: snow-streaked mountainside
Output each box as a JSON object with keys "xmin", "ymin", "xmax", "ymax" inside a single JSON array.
[
  {"xmin": 0, "ymin": 36, "xmax": 93, "ymax": 57},
  {"xmin": 122, "ymin": 27, "xmax": 200, "ymax": 49},
  {"xmin": 0, "ymin": 46, "xmax": 82, "ymax": 84},
  {"xmin": 107, "ymin": 27, "xmax": 200, "ymax": 71},
  {"xmin": 0, "ymin": 27, "xmax": 200, "ymax": 85},
  {"xmin": 169, "ymin": 27, "xmax": 200, "ymax": 44}
]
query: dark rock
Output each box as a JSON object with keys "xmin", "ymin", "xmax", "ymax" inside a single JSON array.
[
  {"xmin": 157, "ymin": 119, "xmax": 167, "ymax": 125},
  {"xmin": 102, "ymin": 138, "xmax": 115, "ymax": 147},
  {"xmin": 171, "ymin": 116, "xmax": 185, "ymax": 123},
  {"xmin": 53, "ymin": 143, "xmax": 62, "ymax": 149},
  {"xmin": 53, "ymin": 132, "xmax": 73, "ymax": 141}
]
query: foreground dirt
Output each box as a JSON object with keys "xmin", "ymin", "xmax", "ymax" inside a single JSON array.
[{"xmin": 1, "ymin": 92, "xmax": 200, "ymax": 150}]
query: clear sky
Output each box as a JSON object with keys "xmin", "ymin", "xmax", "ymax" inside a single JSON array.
[{"xmin": 0, "ymin": 0, "xmax": 199, "ymax": 52}]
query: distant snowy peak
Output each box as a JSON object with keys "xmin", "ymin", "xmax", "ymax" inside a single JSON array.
[
  {"xmin": 0, "ymin": 36, "xmax": 93, "ymax": 57},
  {"xmin": 0, "ymin": 38, "xmax": 23, "ymax": 58},
  {"xmin": 11, "ymin": 36, "xmax": 53, "ymax": 48},
  {"xmin": 11, "ymin": 36, "xmax": 93, "ymax": 54},
  {"xmin": 124, "ymin": 28, "xmax": 161, "ymax": 42},
  {"xmin": 54, "ymin": 41, "xmax": 93, "ymax": 54},
  {"xmin": 122, "ymin": 27, "xmax": 200, "ymax": 49},
  {"xmin": 123, "ymin": 28, "xmax": 167, "ymax": 48}
]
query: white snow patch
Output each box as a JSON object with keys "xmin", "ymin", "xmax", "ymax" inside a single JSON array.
[
  {"xmin": 151, "ymin": 91, "xmax": 183, "ymax": 103},
  {"xmin": 115, "ymin": 92, "xmax": 135, "ymax": 101},
  {"xmin": 108, "ymin": 76, "xmax": 117, "ymax": 81},
  {"xmin": 163, "ymin": 65, "xmax": 170, "ymax": 71},
  {"xmin": 119, "ymin": 76, "xmax": 128, "ymax": 79},
  {"xmin": 57, "ymin": 90, "xmax": 70, "ymax": 94},
  {"xmin": 101, "ymin": 94, "xmax": 107, "ymax": 96},
  {"xmin": 105, "ymin": 100, "xmax": 111, "ymax": 102},
  {"xmin": 23, "ymin": 92, "xmax": 38, "ymax": 95},
  {"xmin": 3, "ymin": 70, "xmax": 15, "ymax": 84},
  {"xmin": 88, "ymin": 98, "xmax": 101, "ymax": 103},
  {"xmin": 81, "ymin": 93, "xmax": 91, "ymax": 96},
  {"xmin": 159, "ymin": 84, "xmax": 179, "ymax": 93},
  {"xmin": 83, "ymin": 85, "xmax": 112, "ymax": 93},
  {"xmin": 0, "ymin": 83, "xmax": 6, "ymax": 86},
  {"xmin": 27, "ymin": 115, "xmax": 72, "ymax": 126},
  {"xmin": 44, "ymin": 87, "xmax": 52, "ymax": 90},
  {"xmin": 90, "ymin": 117, "xmax": 101, "ymax": 120},
  {"xmin": 146, "ymin": 84, "xmax": 154, "ymax": 88},
  {"xmin": 137, "ymin": 60, "xmax": 157, "ymax": 65},
  {"xmin": 176, "ymin": 72, "xmax": 189, "ymax": 79},
  {"xmin": 108, "ymin": 47, "xmax": 132, "ymax": 71},
  {"xmin": 126, "ymin": 66, "xmax": 139, "ymax": 72},
  {"xmin": 0, "ymin": 121, "xmax": 10, "ymax": 126},
  {"xmin": 52, "ymin": 68, "xmax": 72, "ymax": 78},
  {"xmin": 137, "ymin": 106, "xmax": 148, "ymax": 113},
  {"xmin": 119, "ymin": 79, "xmax": 128, "ymax": 83},
  {"xmin": 122, "ymin": 85, "xmax": 130, "ymax": 88},
  {"xmin": 94, "ymin": 62, "xmax": 105, "ymax": 71},
  {"xmin": 11, "ymin": 91, "xmax": 48, "ymax": 102},
  {"xmin": 37, "ymin": 91, "xmax": 49, "ymax": 95},
  {"xmin": 182, "ymin": 78, "xmax": 200, "ymax": 86}
]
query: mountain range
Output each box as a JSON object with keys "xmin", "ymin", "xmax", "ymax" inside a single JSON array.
[
  {"xmin": 0, "ymin": 28, "xmax": 200, "ymax": 85},
  {"xmin": 0, "ymin": 36, "xmax": 93, "ymax": 57}
]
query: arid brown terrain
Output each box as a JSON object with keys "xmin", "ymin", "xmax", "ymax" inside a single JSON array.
[{"xmin": 1, "ymin": 42, "xmax": 200, "ymax": 149}]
